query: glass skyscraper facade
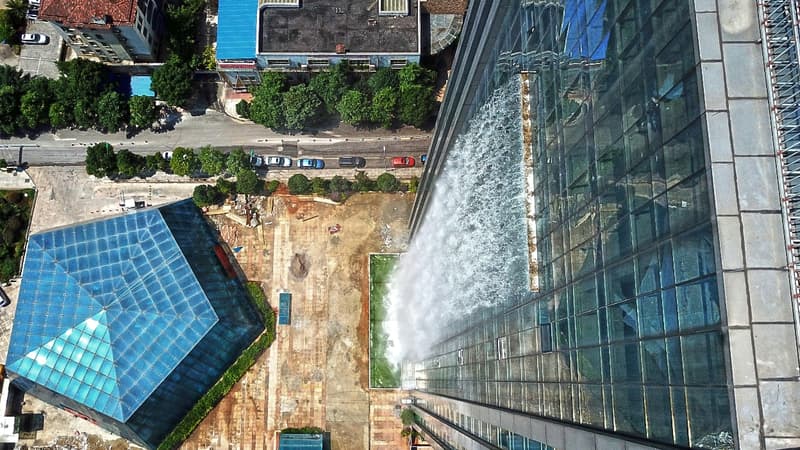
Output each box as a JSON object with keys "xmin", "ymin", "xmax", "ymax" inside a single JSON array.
[
  {"xmin": 410, "ymin": 0, "xmax": 800, "ymax": 449},
  {"xmin": 6, "ymin": 200, "xmax": 264, "ymax": 449}
]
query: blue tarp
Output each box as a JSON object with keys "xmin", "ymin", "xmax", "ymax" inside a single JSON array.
[
  {"xmin": 278, "ymin": 292, "xmax": 292, "ymax": 325},
  {"xmin": 217, "ymin": 0, "xmax": 258, "ymax": 60},
  {"xmin": 130, "ymin": 75, "xmax": 155, "ymax": 97}
]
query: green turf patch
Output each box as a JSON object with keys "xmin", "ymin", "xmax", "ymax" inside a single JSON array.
[
  {"xmin": 0, "ymin": 189, "xmax": 35, "ymax": 282},
  {"xmin": 369, "ymin": 254, "xmax": 401, "ymax": 388},
  {"xmin": 157, "ymin": 282, "xmax": 276, "ymax": 450}
]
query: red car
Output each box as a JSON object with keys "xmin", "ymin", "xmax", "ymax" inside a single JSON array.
[{"xmin": 392, "ymin": 156, "xmax": 416, "ymax": 168}]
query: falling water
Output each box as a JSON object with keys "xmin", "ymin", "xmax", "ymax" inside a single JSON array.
[{"xmin": 385, "ymin": 77, "xmax": 530, "ymax": 363}]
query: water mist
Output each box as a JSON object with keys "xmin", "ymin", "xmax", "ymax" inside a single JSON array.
[{"xmin": 385, "ymin": 77, "xmax": 530, "ymax": 364}]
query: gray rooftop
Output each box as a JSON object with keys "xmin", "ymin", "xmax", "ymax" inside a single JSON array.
[{"xmin": 259, "ymin": 0, "xmax": 419, "ymax": 54}]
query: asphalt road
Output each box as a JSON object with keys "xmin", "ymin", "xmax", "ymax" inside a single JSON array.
[{"xmin": 0, "ymin": 109, "xmax": 432, "ymax": 167}]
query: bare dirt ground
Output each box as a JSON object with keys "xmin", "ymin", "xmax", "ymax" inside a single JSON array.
[{"xmin": 183, "ymin": 192, "xmax": 414, "ymax": 450}]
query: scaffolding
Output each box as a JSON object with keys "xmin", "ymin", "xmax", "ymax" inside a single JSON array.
[{"xmin": 759, "ymin": 1, "xmax": 800, "ymax": 307}]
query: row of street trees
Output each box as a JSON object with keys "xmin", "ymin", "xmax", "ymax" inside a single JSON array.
[
  {"xmin": 238, "ymin": 63, "xmax": 437, "ymax": 132},
  {"xmin": 0, "ymin": 62, "xmax": 158, "ymax": 136},
  {"xmin": 84, "ymin": 143, "xmax": 259, "ymax": 180}
]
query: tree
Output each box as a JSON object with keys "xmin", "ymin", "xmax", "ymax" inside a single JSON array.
[
  {"xmin": 19, "ymin": 78, "xmax": 52, "ymax": 129},
  {"xmin": 0, "ymin": 84, "xmax": 20, "ymax": 135},
  {"xmin": 235, "ymin": 100, "xmax": 250, "ymax": 119},
  {"xmin": 311, "ymin": 177, "xmax": 329, "ymax": 195},
  {"xmin": 73, "ymin": 98, "xmax": 96, "ymax": 130},
  {"xmin": 129, "ymin": 96, "xmax": 157, "ymax": 129},
  {"xmin": 400, "ymin": 408, "xmax": 417, "ymax": 426},
  {"xmin": 398, "ymin": 84, "xmax": 435, "ymax": 128},
  {"xmin": 199, "ymin": 45, "xmax": 216, "ymax": 70},
  {"xmin": 145, "ymin": 151, "xmax": 169, "ymax": 173},
  {"xmin": 376, "ymin": 172, "xmax": 401, "ymax": 192},
  {"xmin": 248, "ymin": 72, "xmax": 286, "ymax": 129},
  {"xmin": 398, "ymin": 63, "xmax": 435, "ymax": 87},
  {"xmin": 282, "ymin": 85, "xmax": 322, "ymax": 131},
  {"xmin": 336, "ymin": 90, "xmax": 369, "ymax": 126},
  {"xmin": 116, "ymin": 149, "xmax": 145, "ymax": 178},
  {"xmin": 0, "ymin": 11, "xmax": 14, "ymax": 43},
  {"xmin": 309, "ymin": 63, "xmax": 350, "ymax": 113},
  {"xmin": 236, "ymin": 169, "xmax": 260, "ymax": 195},
  {"xmin": 97, "ymin": 90, "xmax": 127, "ymax": 132},
  {"xmin": 368, "ymin": 67, "xmax": 399, "ymax": 94},
  {"xmin": 193, "ymin": 185, "xmax": 222, "ymax": 207},
  {"xmin": 353, "ymin": 171, "xmax": 375, "ymax": 192},
  {"xmin": 152, "ymin": 54, "xmax": 194, "ymax": 107},
  {"xmin": 226, "ymin": 147, "xmax": 250, "ymax": 176},
  {"xmin": 198, "ymin": 145, "xmax": 226, "ymax": 176},
  {"xmin": 48, "ymin": 102, "xmax": 70, "ymax": 129},
  {"xmin": 329, "ymin": 176, "xmax": 352, "ymax": 194},
  {"xmin": 169, "ymin": 147, "xmax": 199, "ymax": 176},
  {"xmin": 55, "ymin": 59, "xmax": 108, "ymax": 128},
  {"xmin": 287, "ymin": 174, "xmax": 312, "ymax": 195},
  {"xmin": 408, "ymin": 176, "xmax": 419, "ymax": 193},
  {"xmin": 265, "ymin": 179, "xmax": 280, "ymax": 193},
  {"xmin": 216, "ymin": 177, "xmax": 236, "ymax": 197},
  {"xmin": 85, "ymin": 143, "xmax": 117, "ymax": 178},
  {"xmin": 370, "ymin": 87, "xmax": 397, "ymax": 128}
]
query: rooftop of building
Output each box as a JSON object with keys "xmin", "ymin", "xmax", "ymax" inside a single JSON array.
[
  {"xmin": 37, "ymin": 0, "xmax": 136, "ymax": 28},
  {"xmin": 6, "ymin": 204, "xmax": 221, "ymax": 422},
  {"xmin": 258, "ymin": 0, "xmax": 419, "ymax": 54}
]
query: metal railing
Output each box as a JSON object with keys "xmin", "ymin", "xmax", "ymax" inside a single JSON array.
[{"xmin": 759, "ymin": 1, "xmax": 800, "ymax": 320}]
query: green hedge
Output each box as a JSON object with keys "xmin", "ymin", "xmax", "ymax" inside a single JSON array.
[
  {"xmin": 281, "ymin": 427, "xmax": 324, "ymax": 434},
  {"xmin": 157, "ymin": 283, "xmax": 276, "ymax": 450}
]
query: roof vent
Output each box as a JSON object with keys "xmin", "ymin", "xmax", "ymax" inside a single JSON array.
[{"xmin": 335, "ymin": 43, "xmax": 346, "ymax": 54}]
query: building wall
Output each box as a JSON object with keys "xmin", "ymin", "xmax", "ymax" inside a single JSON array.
[
  {"xmin": 691, "ymin": 0, "xmax": 800, "ymax": 447},
  {"xmin": 406, "ymin": 0, "xmax": 799, "ymax": 448}
]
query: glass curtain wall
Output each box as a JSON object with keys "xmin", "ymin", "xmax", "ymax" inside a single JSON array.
[{"xmin": 416, "ymin": 0, "xmax": 732, "ymax": 448}]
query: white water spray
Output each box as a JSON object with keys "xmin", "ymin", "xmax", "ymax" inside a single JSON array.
[{"xmin": 385, "ymin": 77, "xmax": 529, "ymax": 364}]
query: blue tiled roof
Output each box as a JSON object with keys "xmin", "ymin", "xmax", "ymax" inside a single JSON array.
[
  {"xmin": 7, "ymin": 209, "xmax": 219, "ymax": 422},
  {"xmin": 217, "ymin": 0, "xmax": 258, "ymax": 60}
]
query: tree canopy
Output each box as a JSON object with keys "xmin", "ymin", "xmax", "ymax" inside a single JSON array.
[
  {"xmin": 309, "ymin": 63, "xmax": 350, "ymax": 113},
  {"xmin": 97, "ymin": 90, "xmax": 128, "ymax": 132},
  {"xmin": 288, "ymin": 174, "xmax": 312, "ymax": 195},
  {"xmin": 236, "ymin": 169, "xmax": 260, "ymax": 195},
  {"xmin": 85, "ymin": 143, "xmax": 118, "ymax": 178},
  {"xmin": 198, "ymin": 145, "xmax": 226, "ymax": 176},
  {"xmin": 169, "ymin": 147, "xmax": 199, "ymax": 176},
  {"xmin": 282, "ymin": 85, "xmax": 321, "ymax": 131},
  {"xmin": 226, "ymin": 147, "xmax": 250, "ymax": 176},
  {"xmin": 129, "ymin": 96, "xmax": 157, "ymax": 130},
  {"xmin": 248, "ymin": 72, "xmax": 286, "ymax": 129},
  {"xmin": 336, "ymin": 90, "xmax": 369, "ymax": 126},
  {"xmin": 152, "ymin": 54, "xmax": 194, "ymax": 107}
]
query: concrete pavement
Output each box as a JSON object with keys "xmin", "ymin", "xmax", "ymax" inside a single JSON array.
[{"xmin": 0, "ymin": 109, "xmax": 432, "ymax": 166}]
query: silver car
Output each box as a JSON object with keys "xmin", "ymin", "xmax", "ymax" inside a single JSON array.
[{"xmin": 266, "ymin": 156, "xmax": 292, "ymax": 168}]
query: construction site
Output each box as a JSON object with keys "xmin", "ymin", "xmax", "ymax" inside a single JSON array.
[{"xmin": 0, "ymin": 167, "xmax": 417, "ymax": 450}]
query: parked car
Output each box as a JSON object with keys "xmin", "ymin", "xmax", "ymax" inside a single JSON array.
[
  {"xmin": 266, "ymin": 156, "xmax": 292, "ymax": 168},
  {"xmin": 420, "ymin": 154, "xmax": 428, "ymax": 165},
  {"xmin": 250, "ymin": 155, "xmax": 265, "ymax": 168},
  {"xmin": 338, "ymin": 156, "xmax": 366, "ymax": 168},
  {"xmin": 20, "ymin": 33, "xmax": 47, "ymax": 45},
  {"xmin": 298, "ymin": 158, "xmax": 325, "ymax": 169},
  {"xmin": 391, "ymin": 156, "xmax": 415, "ymax": 168}
]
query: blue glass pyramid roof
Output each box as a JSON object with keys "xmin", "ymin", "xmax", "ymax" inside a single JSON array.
[{"xmin": 6, "ymin": 209, "xmax": 220, "ymax": 421}]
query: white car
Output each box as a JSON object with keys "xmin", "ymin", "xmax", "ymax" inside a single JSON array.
[
  {"xmin": 20, "ymin": 33, "xmax": 47, "ymax": 45},
  {"xmin": 266, "ymin": 156, "xmax": 292, "ymax": 168}
]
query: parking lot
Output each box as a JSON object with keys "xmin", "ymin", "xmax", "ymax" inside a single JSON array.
[{"xmin": 17, "ymin": 21, "xmax": 63, "ymax": 79}]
